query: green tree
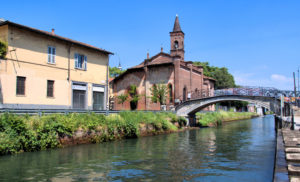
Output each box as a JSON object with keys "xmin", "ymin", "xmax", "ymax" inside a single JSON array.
[
  {"xmin": 212, "ymin": 67, "xmax": 235, "ymax": 89},
  {"xmin": 150, "ymin": 83, "xmax": 168, "ymax": 105},
  {"xmin": 0, "ymin": 41, "xmax": 7, "ymax": 59},
  {"xmin": 109, "ymin": 66, "xmax": 126, "ymax": 78},
  {"xmin": 193, "ymin": 61, "xmax": 235, "ymax": 89}
]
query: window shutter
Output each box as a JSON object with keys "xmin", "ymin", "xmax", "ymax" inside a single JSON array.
[
  {"xmin": 74, "ymin": 53, "xmax": 78, "ymax": 68},
  {"xmin": 52, "ymin": 47, "xmax": 56, "ymax": 63},
  {"xmin": 48, "ymin": 47, "xmax": 51, "ymax": 63},
  {"xmin": 84, "ymin": 56, "xmax": 87, "ymax": 70}
]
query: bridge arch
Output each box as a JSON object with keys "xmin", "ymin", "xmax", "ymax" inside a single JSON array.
[{"xmin": 175, "ymin": 95, "xmax": 280, "ymax": 117}]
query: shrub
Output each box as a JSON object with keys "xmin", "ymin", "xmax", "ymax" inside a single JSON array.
[
  {"xmin": 0, "ymin": 112, "xmax": 181, "ymax": 155},
  {"xmin": 0, "ymin": 40, "xmax": 7, "ymax": 59},
  {"xmin": 196, "ymin": 111, "xmax": 257, "ymax": 127}
]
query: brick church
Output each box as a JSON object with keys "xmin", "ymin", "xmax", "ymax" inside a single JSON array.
[{"xmin": 111, "ymin": 16, "xmax": 215, "ymax": 110}]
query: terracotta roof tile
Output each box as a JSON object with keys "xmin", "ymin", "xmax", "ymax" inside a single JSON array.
[{"xmin": 0, "ymin": 21, "xmax": 113, "ymax": 55}]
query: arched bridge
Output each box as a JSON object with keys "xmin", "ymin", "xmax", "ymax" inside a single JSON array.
[{"xmin": 175, "ymin": 95, "xmax": 284, "ymax": 117}]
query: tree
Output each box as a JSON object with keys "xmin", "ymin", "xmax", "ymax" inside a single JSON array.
[
  {"xmin": 109, "ymin": 66, "xmax": 126, "ymax": 78},
  {"xmin": 0, "ymin": 40, "xmax": 7, "ymax": 59},
  {"xmin": 117, "ymin": 93, "xmax": 128, "ymax": 106},
  {"xmin": 193, "ymin": 61, "xmax": 236, "ymax": 89},
  {"xmin": 150, "ymin": 83, "xmax": 169, "ymax": 105},
  {"xmin": 212, "ymin": 67, "xmax": 235, "ymax": 89}
]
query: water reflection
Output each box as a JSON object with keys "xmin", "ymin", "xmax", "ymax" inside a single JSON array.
[{"xmin": 0, "ymin": 115, "xmax": 275, "ymax": 181}]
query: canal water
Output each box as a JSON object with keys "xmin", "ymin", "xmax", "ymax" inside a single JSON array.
[{"xmin": 0, "ymin": 115, "xmax": 276, "ymax": 182}]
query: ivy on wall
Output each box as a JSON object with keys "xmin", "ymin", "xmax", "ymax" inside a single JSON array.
[{"xmin": 0, "ymin": 41, "xmax": 7, "ymax": 59}]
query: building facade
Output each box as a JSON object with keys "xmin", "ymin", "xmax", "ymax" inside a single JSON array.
[
  {"xmin": 0, "ymin": 20, "xmax": 112, "ymax": 110},
  {"xmin": 111, "ymin": 16, "xmax": 215, "ymax": 111}
]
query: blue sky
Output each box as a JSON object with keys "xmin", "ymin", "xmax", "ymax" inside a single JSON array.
[{"xmin": 2, "ymin": 0, "xmax": 300, "ymax": 90}]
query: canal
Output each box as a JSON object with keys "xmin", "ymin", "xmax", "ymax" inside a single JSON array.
[{"xmin": 0, "ymin": 115, "xmax": 276, "ymax": 181}]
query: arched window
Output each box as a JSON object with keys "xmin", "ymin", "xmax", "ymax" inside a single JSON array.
[
  {"xmin": 174, "ymin": 40, "xmax": 179, "ymax": 49},
  {"xmin": 183, "ymin": 86, "xmax": 187, "ymax": 101},
  {"xmin": 168, "ymin": 84, "xmax": 173, "ymax": 102}
]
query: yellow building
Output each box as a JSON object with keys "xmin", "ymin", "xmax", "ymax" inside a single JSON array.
[{"xmin": 0, "ymin": 20, "xmax": 113, "ymax": 110}]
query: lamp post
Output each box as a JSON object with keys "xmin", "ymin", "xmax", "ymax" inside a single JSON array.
[{"xmin": 298, "ymin": 66, "xmax": 300, "ymax": 96}]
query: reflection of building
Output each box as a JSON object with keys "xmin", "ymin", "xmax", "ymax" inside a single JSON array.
[
  {"xmin": 0, "ymin": 20, "xmax": 112, "ymax": 110},
  {"xmin": 111, "ymin": 16, "xmax": 215, "ymax": 110}
]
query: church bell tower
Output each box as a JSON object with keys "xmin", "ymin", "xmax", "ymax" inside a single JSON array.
[{"xmin": 170, "ymin": 15, "xmax": 185, "ymax": 60}]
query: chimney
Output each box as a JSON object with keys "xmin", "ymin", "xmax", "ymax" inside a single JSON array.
[
  {"xmin": 51, "ymin": 28, "xmax": 55, "ymax": 35},
  {"xmin": 161, "ymin": 47, "xmax": 163, "ymax": 52},
  {"xmin": 147, "ymin": 52, "xmax": 149, "ymax": 59}
]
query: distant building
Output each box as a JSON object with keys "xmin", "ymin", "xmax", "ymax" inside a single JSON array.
[
  {"xmin": 0, "ymin": 20, "xmax": 113, "ymax": 110},
  {"xmin": 111, "ymin": 16, "xmax": 215, "ymax": 111}
]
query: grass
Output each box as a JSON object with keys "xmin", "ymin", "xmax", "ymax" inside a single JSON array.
[
  {"xmin": 0, "ymin": 112, "xmax": 186, "ymax": 155},
  {"xmin": 196, "ymin": 111, "xmax": 257, "ymax": 127}
]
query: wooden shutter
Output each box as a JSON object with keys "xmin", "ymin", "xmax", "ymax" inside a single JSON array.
[
  {"xmin": 74, "ymin": 53, "xmax": 78, "ymax": 68},
  {"xmin": 48, "ymin": 47, "xmax": 51, "ymax": 63},
  {"xmin": 52, "ymin": 47, "xmax": 56, "ymax": 63},
  {"xmin": 84, "ymin": 56, "xmax": 87, "ymax": 70}
]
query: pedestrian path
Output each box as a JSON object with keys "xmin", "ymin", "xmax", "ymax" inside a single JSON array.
[{"xmin": 282, "ymin": 128, "xmax": 300, "ymax": 181}]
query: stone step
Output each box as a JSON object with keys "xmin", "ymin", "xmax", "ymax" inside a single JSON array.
[
  {"xmin": 287, "ymin": 154, "xmax": 300, "ymax": 162},
  {"xmin": 291, "ymin": 176, "xmax": 300, "ymax": 182},
  {"xmin": 285, "ymin": 142, "xmax": 300, "ymax": 148},
  {"xmin": 286, "ymin": 148, "xmax": 300, "ymax": 153},
  {"xmin": 284, "ymin": 139, "xmax": 300, "ymax": 144},
  {"xmin": 288, "ymin": 164, "xmax": 300, "ymax": 176}
]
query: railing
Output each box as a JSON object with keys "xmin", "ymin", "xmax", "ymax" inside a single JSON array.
[
  {"xmin": 214, "ymin": 87, "xmax": 300, "ymax": 98},
  {"xmin": 175, "ymin": 86, "xmax": 300, "ymax": 106},
  {"xmin": 0, "ymin": 109, "xmax": 172, "ymax": 115}
]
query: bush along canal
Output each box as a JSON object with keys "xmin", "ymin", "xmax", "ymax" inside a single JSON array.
[
  {"xmin": 0, "ymin": 112, "xmax": 187, "ymax": 155},
  {"xmin": 0, "ymin": 114, "xmax": 276, "ymax": 181},
  {"xmin": 196, "ymin": 111, "xmax": 258, "ymax": 127},
  {"xmin": 0, "ymin": 111, "xmax": 259, "ymax": 156}
]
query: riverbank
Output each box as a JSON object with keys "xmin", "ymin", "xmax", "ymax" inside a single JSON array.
[
  {"xmin": 196, "ymin": 111, "xmax": 258, "ymax": 127},
  {"xmin": 0, "ymin": 111, "xmax": 259, "ymax": 156},
  {"xmin": 0, "ymin": 112, "xmax": 186, "ymax": 155}
]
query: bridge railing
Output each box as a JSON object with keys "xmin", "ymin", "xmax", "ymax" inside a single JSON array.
[{"xmin": 214, "ymin": 87, "xmax": 300, "ymax": 105}]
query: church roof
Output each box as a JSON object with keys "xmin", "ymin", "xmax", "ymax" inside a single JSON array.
[
  {"xmin": 129, "ymin": 52, "xmax": 173, "ymax": 69},
  {"xmin": 172, "ymin": 15, "xmax": 182, "ymax": 32}
]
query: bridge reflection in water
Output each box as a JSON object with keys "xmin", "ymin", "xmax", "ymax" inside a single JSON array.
[{"xmin": 0, "ymin": 116, "xmax": 276, "ymax": 181}]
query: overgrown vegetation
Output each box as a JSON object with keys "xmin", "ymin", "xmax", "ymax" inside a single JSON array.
[
  {"xmin": 196, "ymin": 111, "xmax": 257, "ymax": 127},
  {"xmin": 128, "ymin": 84, "xmax": 141, "ymax": 110},
  {"xmin": 0, "ymin": 40, "xmax": 7, "ymax": 59},
  {"xmin": 149, "ymin": 83, "xmax": 169, "ymax": 105},
  {"xmin": 117, "ymin": 93, "xmax": 128, "ymax": 106},
  {"xmin": 0, "ymin": 112, "xmax": 186, "ymax": 155}
]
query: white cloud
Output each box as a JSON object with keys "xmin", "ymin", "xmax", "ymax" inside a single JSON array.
[
  {"xmin": 271, "ymin": 74, "xmax": 293, "ymax": 82},
  {"xmin": 233, "ymin": 71, "xmax": 294, "ymax": 90}
]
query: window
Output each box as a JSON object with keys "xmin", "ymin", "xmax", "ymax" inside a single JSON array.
[
  {"xmin": 168, "ymin": 84, "xmax": 173, "ymax": 102},
  {"xmin": 16, "ymin": 76, "xmax": 26, "ymax": 95},
  {"xmin": 174, "ymin": 40, "xmax": 179, "ymax": 49},
  {"xmin": 47, "ymin": 80, "xmax": 54, "ymax": 97},
  {"xmin": 74, "ymin": 53, "xmax": 87, "ymax": 70},
  {"xmin": 48, "ymin": 46, "xmax": 56, "ymax": 64}
]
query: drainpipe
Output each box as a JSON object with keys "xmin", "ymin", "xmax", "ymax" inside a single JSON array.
[
  {"xmin": 67, "ymin": 44, "xmax": 72, "ymax": 109},
  {"xmin": 106, "ymin": 54, "xmax": 110, "ymax": 115},
  {"xmin": 67, "ymin": 44, "xmax": 71, "ymax": 81}
]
